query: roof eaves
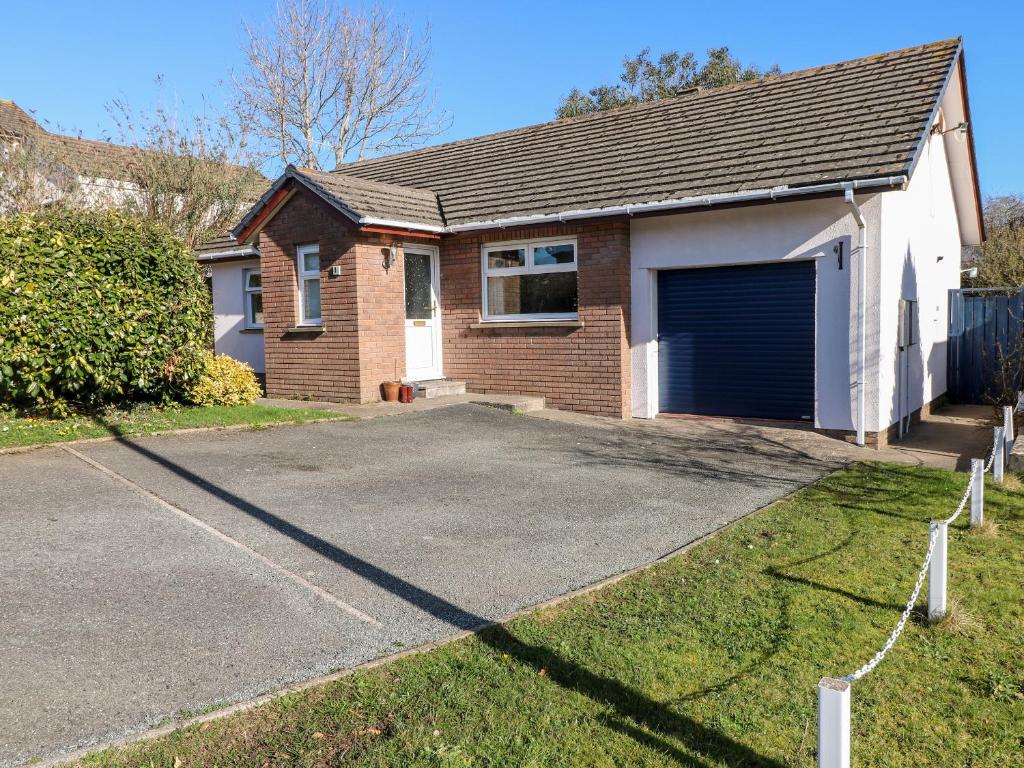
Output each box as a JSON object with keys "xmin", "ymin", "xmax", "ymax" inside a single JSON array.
[
  {"xmin": 445, "ymin": 176, "xmax": 909, "ymax": 232},
  {"xmin": 902, "ymin": 38, "xmax": 963, "ymax": 184}
]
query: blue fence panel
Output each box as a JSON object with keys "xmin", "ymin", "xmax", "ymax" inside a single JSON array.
[{"xmin": 948, "ymin": 288, "xmax": 1024, "ymax": 403}]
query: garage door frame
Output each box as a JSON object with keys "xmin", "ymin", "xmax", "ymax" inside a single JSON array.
[{"xmin": 649, "ymin": 257, "xmax": 819, "ymax": 423}]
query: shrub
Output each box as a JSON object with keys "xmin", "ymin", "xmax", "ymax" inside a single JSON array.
[
  {"xmin": 0, "ymin": 210, "xmax": 211, "ymax": 409},
  {"xmin": 186, "ymin": 353, "xmax": 262, "ymax": 406}
]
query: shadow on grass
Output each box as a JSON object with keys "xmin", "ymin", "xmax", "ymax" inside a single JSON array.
[{"xmin": 93, "ymin": 417, "xmax": 788, "ymax": 767}]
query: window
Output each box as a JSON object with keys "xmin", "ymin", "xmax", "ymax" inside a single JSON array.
[
  {"xmin": 296, "ymin": 244, "xmax": 321, "ymax": 325},
  {"xmin": 481, "ymin": 237, "xmax": 577, "ymax": 320},
  {"xmin": 243, "ymin": 268, "xmax": 263, "ymax": 329}
]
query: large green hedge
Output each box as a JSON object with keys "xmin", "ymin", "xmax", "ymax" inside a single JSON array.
[{"xmin": 0, "ymin": 210, "xmax": 211, "ymax": 408}]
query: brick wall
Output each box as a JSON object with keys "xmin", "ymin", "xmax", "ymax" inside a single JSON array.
[
  {"xmin": 439, "ymin": 218, "xmax": 631, "ymax": 417},
  {"xmin": 259, "ymin": 189, "xmax": 632, "ymax": 415},
  {"xmin": 259, "ymin": 188, "xmax": 363, "ymax": 401}
]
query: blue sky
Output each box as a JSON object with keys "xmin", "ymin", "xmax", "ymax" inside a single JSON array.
[{"xmin": 4, "ymin": 1, "xmax": 1019, "ymax": 195}]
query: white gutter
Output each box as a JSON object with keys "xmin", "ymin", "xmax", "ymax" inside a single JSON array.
[
  {"xmin": 843, "ymin": 186, "xmax": 868, "ymax": 448},
  {"xmin": 195, "ymin": 248, "xmax": 259, "ymax": 262},
  {"xmin": 446, "ymin": 176, "xmax": 907, "ymax": 233},
  {"xmin": 359, "ymin": 215, "xmax": 446, "ymax": 234}
]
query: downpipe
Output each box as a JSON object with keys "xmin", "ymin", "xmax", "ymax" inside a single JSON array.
[{"xmin": 844, "ymin": 188, "xmax": 867, "ymax": 448}]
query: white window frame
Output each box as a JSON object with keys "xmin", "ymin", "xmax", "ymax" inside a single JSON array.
[
  {"xmin": 242, "ymin": 267, "xmax": 263, "ymax": 330},
  {"xmin": 480, "ymin": 236, "xmax": 578, "ymax": 321},
  {"xmin": 296, "ymin": 243, "xmax": 321, "ymax": 326}
]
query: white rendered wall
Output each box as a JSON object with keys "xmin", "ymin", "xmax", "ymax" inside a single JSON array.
[
  {"xmin": 878, "ymin": 123, "xmax": 963, "ymax": 432},
  {"xmin": 211, "ymin": 259, "xmax": 265, "ymax": 373},
  {"xmin": 630, "ymin": 196, "xmax": 884, "ymax": 432}
]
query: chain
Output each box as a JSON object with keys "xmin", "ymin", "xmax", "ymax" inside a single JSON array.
[{"xmin": 841, "ymin": 437, "xmax": 999, "ymax": 683}]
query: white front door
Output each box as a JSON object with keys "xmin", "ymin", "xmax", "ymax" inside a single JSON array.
[{"xmin": 403, "ymin": 245, "xmax": 443, "ymax": 380}]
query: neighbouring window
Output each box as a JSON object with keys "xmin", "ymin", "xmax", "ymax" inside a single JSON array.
[
  {"xmin": 481, "ymin": 238, "xmax": 578, "ymax": 320},
  {"xmin": 296, "ymin": 244, "xmax": 321, "ymax": 325},
  {"xmin": 243, "ymin": 267, "xmax": 263, "ymax": 329}
]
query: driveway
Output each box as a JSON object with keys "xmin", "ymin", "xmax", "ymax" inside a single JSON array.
[{"xmin": 0, "ymin": 404, "xmax": 840, "ymax": 766}]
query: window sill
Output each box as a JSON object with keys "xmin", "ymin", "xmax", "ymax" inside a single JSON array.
[
  {"xmin": 283, "ymin": 325, "xmax": 325, "ymax": 335},
  {"xmin": 469, "ymin": 320, "xmax": 584, "ymax": 330},
  {"xmin": 239, "ymin": 327, "xmax": 264, "ymax": 335}
]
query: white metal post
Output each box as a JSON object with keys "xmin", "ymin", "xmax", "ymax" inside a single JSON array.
[
  {"xmin": 970, "ymin": 458, "xmax": 984, "ymax": 527},
  {"xmin": 1004, "ymin": 406, "xmax": 1015, "ymax": 457},
  {"xmin": 818, "ymin": 677, "xmax": 851, "ymax": 768},
  {"xmin": 993, "ymin": 427, "xmax": 1005, "ymax": 484},
  {"xmin": 928, "ymin": 521, "xmax": 948, "ymax": 622}
]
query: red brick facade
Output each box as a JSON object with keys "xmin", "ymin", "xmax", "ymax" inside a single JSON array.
[
  {"xmin": 257, "ymin": 188, "xmax": 632, "ymax": 417},
  {"xmin": 440, "ymin": 219, "xmax": 631, "ymax": 417}
]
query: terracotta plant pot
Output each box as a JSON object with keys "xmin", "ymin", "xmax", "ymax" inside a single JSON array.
[
  {"xmin": 399, "ymin": 384, "xmax": 414, "ymax": 403},
  {"xmin": 382, "ymin": 381, "xmax": 401, "ymax": 402}
]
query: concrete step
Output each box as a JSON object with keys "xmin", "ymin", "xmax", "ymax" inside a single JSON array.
[
  {"xmin": 413, "ymin": 379, "xmax": 467, "ymax": 399},
  {"xmin": 470, "ymin": 394, "xmax": 546, "ymax": 413}
]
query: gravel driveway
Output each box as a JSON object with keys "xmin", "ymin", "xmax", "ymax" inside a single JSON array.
[{"xmin": 0, "ymin": 404, "xmax": 839, "ymax": 766}]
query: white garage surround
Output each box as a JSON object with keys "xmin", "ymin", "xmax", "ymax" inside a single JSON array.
[{"xmin": 629, "ymin": 196, "xmax": 884, "ymax": 433}]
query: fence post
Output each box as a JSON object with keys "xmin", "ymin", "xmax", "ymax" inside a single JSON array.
[
  {"xmin": 818, "ymin": 677, "xmax": 851, "ymax": 768},
  {"xmin": 993, "ymin": 427, "xmax": 1005, "ymax": 484},
  {"xmin": 970, "ymin": 458, "xmax": 984, "ymax": 526},
  {"xmin": 1004, "ymin": 406, "xmax": 1015, "ymax": 457},
  {"xmin": 928, "ymin": 521, "xmax": 948, "ymax": 622}
]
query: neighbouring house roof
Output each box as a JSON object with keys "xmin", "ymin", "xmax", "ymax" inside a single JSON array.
[
  {"xmin": 235, "ymin": 38, "xmax": 980, "ymax": 239},
  {"xmin": 0, "ymin": 99, "xmax": 41, "ymax": 139},
  {"xmin": 194, "ymin": 232, "xmax": 260, "ymax": 262}
]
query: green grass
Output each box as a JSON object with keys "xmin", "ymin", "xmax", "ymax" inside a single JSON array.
[
  {"xmin": 0, "ymin": 403, "xmax": 350, "ymax": 449},
  {"xmin": 78, "ymin": 463, "xmax": 1023, "ymax": 767}
]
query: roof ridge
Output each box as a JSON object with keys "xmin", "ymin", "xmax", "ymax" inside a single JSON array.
[{"xmin": 337, "ymin": 38, "xmax": 961, "ymax": 173}]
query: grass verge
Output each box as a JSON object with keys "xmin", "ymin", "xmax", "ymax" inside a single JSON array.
[
  {"xmin": 78, "ymin": 463, "xmax": 1023, "ymax": 767},
  {"xmin": 0, "ymin": 403, "xmax": 350, "ymax": 450}
]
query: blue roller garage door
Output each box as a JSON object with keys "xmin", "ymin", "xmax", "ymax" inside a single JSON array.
[{"xmin": 657, "ymin": 260, "xmax": 815, "ymax": 421}]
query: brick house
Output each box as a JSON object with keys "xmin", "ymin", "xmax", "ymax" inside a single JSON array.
[{"xmin": 227, "ymin": 39, "xmax": 984, "ymax": 446}]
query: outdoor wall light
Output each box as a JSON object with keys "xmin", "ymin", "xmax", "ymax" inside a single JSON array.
[{"xmin": 382, "ymin": 243, "xmax": 399, "ymax": 271}]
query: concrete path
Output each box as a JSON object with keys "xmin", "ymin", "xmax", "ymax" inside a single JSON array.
[{"xmin": 0, "ymin": 404, "xmax": 842, "ymax": 766}]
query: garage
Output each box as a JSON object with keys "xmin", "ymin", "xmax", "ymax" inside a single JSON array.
[{"xmin": 657, "ymin": 260, "xmax": 816, "ymax": 421}]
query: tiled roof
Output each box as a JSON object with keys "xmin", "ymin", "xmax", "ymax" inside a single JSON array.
[
  {"xmin": 233, "ymin": 165, "xmax": 444, "ymax": 239},
  {"xmin": 194, "ymin": 232, "xmax": 259, "ymax": 260},
  {"xmin": 0, "ymin": 99, "xmax": 40, "ymax": 138},
  {"xmin": 335, "ymin": 39, "xmax": 962, "ymax": 227},
  {"xmin": 293, "ymin": 166, "xmax": 443, "ymax": 228}
]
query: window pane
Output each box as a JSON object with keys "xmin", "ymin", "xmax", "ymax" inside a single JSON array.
[
  {"xmin": 303, "ymin": 278, "xmax": 321, "ymax": 321},
  {"xmin": 249, "ymin": 293, "xmax": 263, "ymax": 325},
  {"xmin": 404, "ymin": 252, "xmax": 433, "ymax": 320},
  {"xmin": 487, "ymin": 248, "xmax": 526, "ymax": 269},
  {"xmin": 246, "ymin": 271, "xmax": 261, "ymax": 289},
  {"xmin": 487, "ymin": 272, "xmax": 577, "ymax": 316},
  {"xmin": 302, "ymin": 251, "xmax": 320, "ymax": 273},
  {"xmin": 533, "ymin": 243, "xmax": 575, "ymax": 266}
]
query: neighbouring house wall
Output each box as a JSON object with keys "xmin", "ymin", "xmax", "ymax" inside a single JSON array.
[
  {"xmin": 210, "ymin": 258, "xmax": 264, "ymax": 372},
  {"xmin": 878, "ymin": 121, "xmax": 963, "ymax": 433},
  {"xmin": 440, "ymin": 219, "xmax": 632, "ymax": 417},
  {"xmin": 629, "ymin": 196, "xmax": 886, "ymax": 433}
]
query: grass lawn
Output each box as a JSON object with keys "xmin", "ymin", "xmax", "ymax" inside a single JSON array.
[
  {"xmin": 0, "ymin": 402, "xmax": 349, "ymax": 450},
  {"xmin": 79, "ymin": 463, "xmax": 1023, "ymax": 768}
]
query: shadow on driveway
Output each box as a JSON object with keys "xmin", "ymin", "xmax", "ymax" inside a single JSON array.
[{"xmin": 99, "ymin": 415, "xmax": 789, "ymax": 768}]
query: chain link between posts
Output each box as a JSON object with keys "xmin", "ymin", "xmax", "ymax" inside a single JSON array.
[{"xmin": 841, "ymin": 441, "xmax": 996, "ymax": 683}]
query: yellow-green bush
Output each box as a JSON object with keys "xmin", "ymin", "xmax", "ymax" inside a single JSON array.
[{"xmin": 186, "ymin": 353, "xmax": 262, "ymax": 406}]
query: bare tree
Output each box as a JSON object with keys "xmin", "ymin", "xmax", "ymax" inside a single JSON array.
[
  {"xmin": 237, "ymin": 0, "xmax": 447, "ymax": 171},
  {"xmin": 0, "ymin": 133, "xmax": 80, "ymax": 215},
  {"xmin": 107, "ymin": 93, "xmax": 266, "ymax": 250}
]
